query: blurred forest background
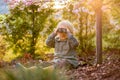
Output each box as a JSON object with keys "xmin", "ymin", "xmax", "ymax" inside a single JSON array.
[
  {"xmin": 0, "ymin": 0, "xmax": 120, "ymax": 65},
  {"xmin": 0, "ymin": 0, "xmax": 120, "ymax": 80}
]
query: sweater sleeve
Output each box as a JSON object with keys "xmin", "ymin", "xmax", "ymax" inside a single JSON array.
[
  {"xmin": 68, "ymin": 33, "xmax": 79, "ymax": 49},
  {"xmin": 46, "ymin": 32, "xmax": 56, "ymax": 48}
]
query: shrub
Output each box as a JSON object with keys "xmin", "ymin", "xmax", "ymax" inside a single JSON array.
[{"xmin": 0, "ymin": 66, "xmax": 68, "ymax": 80}]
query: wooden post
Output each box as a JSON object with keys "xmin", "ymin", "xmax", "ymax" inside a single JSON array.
[
  {"xmin": 95, "ymin": 7, "xmax": 102, "ymax": 64},
  {"xmin": 89, "ymin": 0, "xmax": 103, "ymax": 64}
]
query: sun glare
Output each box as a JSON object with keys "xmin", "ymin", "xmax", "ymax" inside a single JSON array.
[
  {"xmin": 53, "ymin": 0, "xmax": 71, "ymax": 9},
  {"xmin": 53, "ymin": 2, "xmax": 65, "ymax": 9}
]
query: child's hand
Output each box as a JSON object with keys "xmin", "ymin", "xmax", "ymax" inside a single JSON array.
[
  {"xmin": 53, "ymin": 28, "xmax": 58, "ymax": 34},
  {"xmin": 66, "ymin": 28, "xmax": 70, "ymax": 33},
  {"xmin": 66, "ymin": 28, "xmax": 73, "ymax": 34},
  {"xmin": 67, "ymin": 31, "xmax": 72, "ymax": 38}
]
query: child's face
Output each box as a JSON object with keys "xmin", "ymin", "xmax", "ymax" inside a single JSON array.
[
  {"xmin": 56, "ymin": 25, "xmax": 70, "ymax": 39},
  {"xmin": 57, "ymin": 32, "xmax": 67, "ymax": 38}
]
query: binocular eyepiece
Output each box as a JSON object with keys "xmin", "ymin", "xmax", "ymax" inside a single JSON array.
[{"xmin": 57, "ymin": 28, "xmax": 67, "ymax": 33}]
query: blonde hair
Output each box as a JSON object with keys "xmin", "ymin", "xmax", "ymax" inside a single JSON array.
[{"xmin": 56, "ymin": 20, "xmax": 75, "ymax": 34}]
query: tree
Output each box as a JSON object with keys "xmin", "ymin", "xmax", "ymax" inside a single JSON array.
[
  {"xmin": 62, "ymin": 1, "xmax": 96, "ymax": 56},
  {"xmin": 103, "ymin": 0, "xmax": 120, "ymax": 49},
  {"xmin": 2, "ymin": 1, "xmax": 54, "ymax": 57}
]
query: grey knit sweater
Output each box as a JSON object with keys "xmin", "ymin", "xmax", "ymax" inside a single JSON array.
[{"xmin": 46, "ymin": 32, "xmax": 79, "ymax": 68}]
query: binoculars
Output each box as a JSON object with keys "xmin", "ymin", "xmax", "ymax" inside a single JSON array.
[{"xmin": 57, "ymin": 28, "xmax": 67, "ymax": 33}]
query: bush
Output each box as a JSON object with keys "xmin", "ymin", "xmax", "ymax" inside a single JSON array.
[{"xmin": 0, "ymin": 66, "xmax": 68, "ymax": 80}]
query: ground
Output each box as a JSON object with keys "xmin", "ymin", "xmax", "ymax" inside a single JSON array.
[
  {"xmin": 66, "ymin": 59, "xmax": 120, "ymax": 80},
  {"xmin": 66, "ymin": 52, "xmax": 120, "ymax": 80},
  {"xmin": 0, "ymin": 51, "xmax": 120, "ymax": 80}
]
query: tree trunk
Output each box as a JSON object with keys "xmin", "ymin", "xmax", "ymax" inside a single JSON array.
[{"xmin": 30, "ymin": 8, "xmax": 36, "ymax": 56}]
